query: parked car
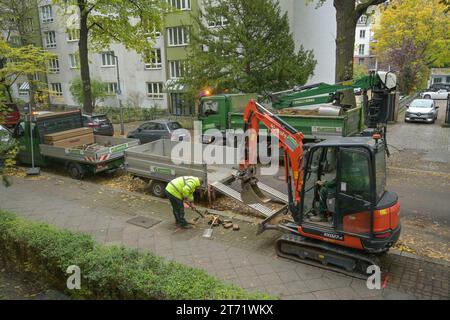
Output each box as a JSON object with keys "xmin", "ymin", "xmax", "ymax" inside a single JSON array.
[
  {"xmin": 0, "ymin": 103, "xmax": 21, "ymax": 128},
  {"xmin": 405, "ymin": 99, "xmax": 439, "ymax": 123},
  {"xmin": 127, "ymin": 120, "xmax": 188, "ymax": 144},
  {"xmin": 0, "ymin": 124, "xmax": 13, "ymax": 168},
  {"xmin": 420, "ymin": 89, "xmax": 449, "ymax": 100},
  {"xmin": 428, "ymin": 83, "xmax": 450, "ymax": 92},
  {"xmin": 82, "ymin": 114, "xmax": 114, "ymax": 136}
]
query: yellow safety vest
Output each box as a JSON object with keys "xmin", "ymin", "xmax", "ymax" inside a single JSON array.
[{"xmin": 165, "ymin": 176, "xmax": 201, "ymax": 201}]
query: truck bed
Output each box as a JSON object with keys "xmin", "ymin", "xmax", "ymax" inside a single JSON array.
[
  {"xmin": 229, "ymin": 106, "xmax": 362, "ymax": 140},
  {"xmin": 125, "ymin": 139, "xmax": 236, "ymax": 187},
  {"xmin": 39, "ymin": 135, "xmax": 139, "ymax": 164}
]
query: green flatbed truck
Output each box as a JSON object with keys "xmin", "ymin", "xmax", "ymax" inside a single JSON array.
[{"xmin": 12, "ymin": 110, "xmax": 139, "ymax": 179}]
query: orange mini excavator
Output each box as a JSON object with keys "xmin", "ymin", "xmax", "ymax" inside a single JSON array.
[{"xmin": 237, "ymin": 72, "xmax": 401, "ymax": 277}]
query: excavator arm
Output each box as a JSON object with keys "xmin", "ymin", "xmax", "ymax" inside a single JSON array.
[
  {"xmin": 271, "ymin": 71, "xmax": 397, "ymax": 110},
  {"xmin": 238, "ymin": 100, "xmax": 305, "ymax": 215}
]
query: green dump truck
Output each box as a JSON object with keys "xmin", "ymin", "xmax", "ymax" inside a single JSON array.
[{"xmin": 13, "ymin": 110, "xmax": 139, "ymax": 179}]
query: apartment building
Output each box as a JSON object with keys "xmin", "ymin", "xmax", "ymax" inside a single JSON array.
[
  {"xmin": 278, "ymin": 0, "xmax": 336, "ymax": 84},
  {"xmin": 353, "ymin": 5, "xmax": 384, "ymax": 71}
]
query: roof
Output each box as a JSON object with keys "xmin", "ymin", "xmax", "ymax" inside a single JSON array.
[
  {"xmin": 430, "ymin": 68, "xmax": 450, "ymax": 76},
  {"xmin": 314, "ymin": 136, "xmax": 377, "ymax": 149},
  {"xmin": 411, "ymin": 99, "xmax": 433, "ymax": 105}
]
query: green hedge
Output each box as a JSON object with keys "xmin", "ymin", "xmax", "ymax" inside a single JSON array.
[{"xmin": 0, "ymin": 210, "xmax": 273, "ymax": 300}]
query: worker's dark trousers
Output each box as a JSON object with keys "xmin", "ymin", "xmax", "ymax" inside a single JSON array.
[{"xmin": 166, "ymin": 191, "xmax": 188, "ymax": 226}]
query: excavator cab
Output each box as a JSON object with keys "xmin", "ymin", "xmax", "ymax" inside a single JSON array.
[{"xmin": 300, "ymin": 137, "xmax": 400, "ymax": 250}]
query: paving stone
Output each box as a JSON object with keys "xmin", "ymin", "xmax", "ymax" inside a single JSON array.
[
  {"xmin": 253, "ymin": 264, "xmax": 275, "ymax": 275},
  {"xmin": 313, "ymin": 289, "xmax": 339, "ymax": 300},
  {"xmin": 304, "ymin": 278, "xmax": 330, "ymax": 292}
]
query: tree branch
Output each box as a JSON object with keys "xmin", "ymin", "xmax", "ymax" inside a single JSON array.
[{"xmin": 356, "ymin": 0, "xmax": 387, "ymax": 18}]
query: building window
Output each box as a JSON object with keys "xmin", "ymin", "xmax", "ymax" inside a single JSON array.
[
  {"xmin": 170, "ymin": 93, "xmax": 191, "ymax": 115},
  {"xmin": 359, "ymin": 15, "xmax": 367, "ymax": 24},
  {"xmin": 433, "ymin": 77, "xmax": 442, "ymax": 84},
  {"xmin": 169, "ymin": 60, "xmax": 185, "ymax": 79},
  {"xmin": 167, "ymin": 27, "xmax": 189, "ymax": 46},
  {"xmin": 101, "ymin": 51, "xmax": 116, "ymax": 67},
  {"xmin": 147, "ymin": 82, "xmax": 164, "ymax": 99},
  {"xmin": 358, "ymin": 44, "xmax": 365, "ymax": 56},
  {"xmin": 360, "ymin": 30, "xmax": 366, "ymax": 38},
  {"xmin": 208, "ymin": 16, "xmax": 228, "ymax": 28},
  {"xmin": 145, "ymin": 49, "xmax": 162, "ymax": 69},
  {"xmin": 166, "ymin": 0, "xmax": 191, "ymax": 10},
  {"xmin": 17, "ymin": 83, "xmax": 28, "ymax": 96},
  {"xmin": 358, "ymin": 58, "xmax": 365, "ymax": 65},
  {"xmin": 40, "ymin": 5, "xmax": 53, "ymax": 23},
  {"xmin": 67, "ymin": 29, "xmax": 80, "ymax": 41},
  {"xmin": 44, "ymin": 31, "xmax": 57, "ymax": 48},
  {"xmin": 106, "ymin": 82, "xmax": 118, "ymax": 94},
  {"xmin": 24, "ymin": 18, "xmax": 34, "ymax": 32},
  {"xmin": 446, "ymin": 76, "xmax": 450, "ymax": 83},
  {"xmin": 48, "ymin": 57, "xmax": 60, "ymax": 73},
  {"xmin": 50, "ymin": 83, "xmax": 63, "ymax": 96},
  {"xmin": 69, "ymin": 54, "xmax": 79, "ymax": 69},
  {"xmin": 9, "ymin": 36, "xmax": 21, "ymax": 46}
]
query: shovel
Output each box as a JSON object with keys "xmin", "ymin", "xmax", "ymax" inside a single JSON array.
[
  {"xmin": 185, "ymin": 201, "xmax": 207, "ymax": 218},
  {"xmin": 203, "ymin": 216, "xmax": 218, "ymax": 238}
]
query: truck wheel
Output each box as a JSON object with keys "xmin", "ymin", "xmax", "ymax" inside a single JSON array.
[
  {"xmin": 149, "ymin": 180, "xmax": 167, "ymax": 198},
  {"xmin": 67, "ymin": 162, "xmax": 85, "ymax": 180},
  {"xmin": 424, "ymin": 94, "xmax": 431, "ymax": 99}
]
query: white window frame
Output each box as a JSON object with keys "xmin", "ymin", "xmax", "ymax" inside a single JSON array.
[
  {"xmin": 145, "ymin": 49, "xmax": 162, "ymax": 70},
  {"xmin": 359, "ymin": 15, "xmax": 367, "ymax": 24},
  {"xmin": 147, "ymin": 82, "xmax": 164, "ymax": 99},
  {"xmin": 40, "ymin": 5, "xmax": 54, "ymax": 23},
  {"xmin": 50, "ymin": 83, "xmax": 63, "ymax": 97},
  {"xmin": 167, "ymin": 27, "xmax": 189, "ymax": 47},
  {"xmin": 67, "ymin": 29, "xmax": 80, "ymax": 42},
  {"xmin": 358, "ymin": 44, "xmax": 365, "ymax": 56},
  {"xmin": 169, "ymin": 60, "xmax": 185, "ymax": 79},
  {"xmin": 166, "ymin": 0, "xmax": 191, "ymax": 10},
  {"xmin": 208, "ymin": 16, "xmax": 228, "ymax": 28},
  {"xmin": 69, "ymin": 53, "xmax": 79, "ymax": 69},
  {"xmin": 360, "ymin": 30, "xmax": 366, "ymax": 38},
  {"xmin": 48, "ymin": 57, "xmax": 60, "ymax": 73},
  {"xmin": 101, "ymin": 51, "xmax": 116, "ymax": 67},
  {"xmin": 106, "ymin": 82, "xmax": 118, "ymax": 95},
  {"xmin": 17, "ymin": 83, "xmax": 28, "ymax": 96},
  {"xmin": 44, "ymin": 31, "xmax": 57, "ymax": 48}
]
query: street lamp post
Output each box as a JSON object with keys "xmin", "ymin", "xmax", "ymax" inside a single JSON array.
[{"xmin": 110, "ymin": 53, "xmax": 125, "ymax": 136}]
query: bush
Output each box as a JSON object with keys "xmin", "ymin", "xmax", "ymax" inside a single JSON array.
[{"xmin": 0, "ymin": 210, "xmax": 273, "ymax": 300}]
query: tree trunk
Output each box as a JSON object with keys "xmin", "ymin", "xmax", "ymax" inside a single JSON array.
[
  {"xmin": 334, "ymin": 0, "xmax": 358, "ymax": 83},
  {"xmin": 78, "ymin": 1, "xmax": 93, "ymax": 114}
]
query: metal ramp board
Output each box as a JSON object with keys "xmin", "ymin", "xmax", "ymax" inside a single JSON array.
[
  {"xmin": 211, "ymin": 181, "xmax": 278, "ymax": 217},
  {"xmin": 257, "ymin": 182, "xmax": 289, "ymax": 204}
]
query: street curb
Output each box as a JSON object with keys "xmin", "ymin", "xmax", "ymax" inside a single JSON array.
[{"xmin": 387, "ymin": 248, "xmax": 450, "ymax": 267}]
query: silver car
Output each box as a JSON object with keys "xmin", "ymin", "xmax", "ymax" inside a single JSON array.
[{"xmin": 405, "ymin": 99, "xmax": 439, "ymax": 123}]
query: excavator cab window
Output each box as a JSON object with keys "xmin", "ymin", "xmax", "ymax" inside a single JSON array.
[{"xmin": 335, "ymin": 147, "xmax": 373, "ymax": 236}]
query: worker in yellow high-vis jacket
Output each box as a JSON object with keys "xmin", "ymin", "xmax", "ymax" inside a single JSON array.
[{"xmin": 165, "ymin": 176, "xmax": 202, "ymax": 229}]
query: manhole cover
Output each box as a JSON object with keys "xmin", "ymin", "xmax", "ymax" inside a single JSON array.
[{"xmin": 127, "ymin": 216, "xmax": 161, "ymax": 229}]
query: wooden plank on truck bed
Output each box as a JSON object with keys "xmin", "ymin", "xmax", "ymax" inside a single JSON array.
[
  {"xmin": 49, "ymin": 133, "xmax": 94, "ymax": 148},
  {"xmin": 44, "ymin": 127, "xmax": 93, "ymax": 143}
]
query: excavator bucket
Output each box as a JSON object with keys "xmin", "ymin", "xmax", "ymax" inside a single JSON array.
[{"xmin": 241, "ymin": 181, "xmax": 271, "ymax": 204}]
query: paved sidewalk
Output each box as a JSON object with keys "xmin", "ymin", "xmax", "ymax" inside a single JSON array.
[{"xmin": 1, "ymin": 173, "xmax": 448, "ymax": 300}]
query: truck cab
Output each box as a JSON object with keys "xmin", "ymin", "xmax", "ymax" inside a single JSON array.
[{"xmin": 199, "ymin": 93, "xmax": 258, "ymax": 141}]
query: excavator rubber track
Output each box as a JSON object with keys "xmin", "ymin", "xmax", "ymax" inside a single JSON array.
[{"xmin": 275, "ymin": 233, "xmax": 380, "ymax": 280}]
